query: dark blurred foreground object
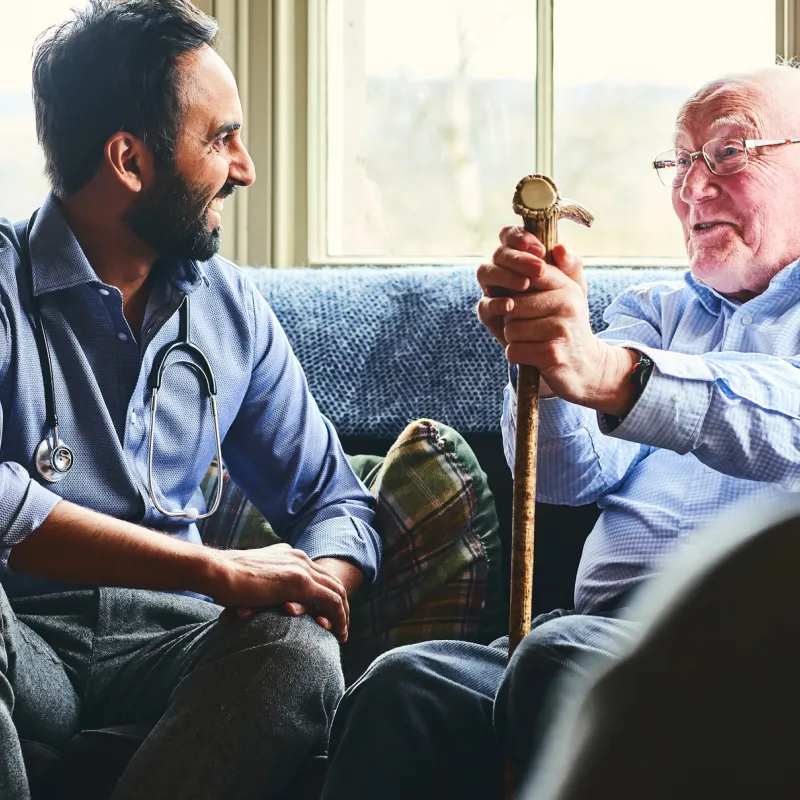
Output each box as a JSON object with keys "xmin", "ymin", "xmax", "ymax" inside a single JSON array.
[{"xmin": 521, "ymin": 497, "xmax": 800, "ymax": 800}]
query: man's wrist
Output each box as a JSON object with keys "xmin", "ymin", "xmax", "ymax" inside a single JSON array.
[
  {"xmin": 192, "ymin": 546, "xmax": 235, "ymax": 599},
  {"xmin": 315, "ymin": 557, "xmax": 364, "ymax": 596},
  {"xmin": 593, "ymin": 345, "xmax": 640, "ymax": 416}
]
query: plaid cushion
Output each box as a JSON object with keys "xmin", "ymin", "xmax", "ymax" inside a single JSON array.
[{"xmin": 199, "ymin": 419, "xmax": 504, "ymax": 681}]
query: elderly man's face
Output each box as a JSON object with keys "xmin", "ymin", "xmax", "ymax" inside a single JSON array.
[{"xmin": 671, "ymin": 73, "xmax": 800, "ymax": 299}]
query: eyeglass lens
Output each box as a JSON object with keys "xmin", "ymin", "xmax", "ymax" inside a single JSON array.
[{"xmin": 655, "ymin": 137, "xmax": 748, "ymax": 186}]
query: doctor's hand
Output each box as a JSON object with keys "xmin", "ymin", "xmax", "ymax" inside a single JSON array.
[
  {"xmin": 283, "ymin": 557, "xmax": 364, "ymax": 638},
  {"xmin": 476, "ymin": 226, "xmax": 635, "ymax": 414},
  {"xmin": 211, "ymin": 544, "xmax": 350, "ymax": 642}
]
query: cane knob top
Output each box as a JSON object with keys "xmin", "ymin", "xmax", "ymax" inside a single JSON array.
[
  {"xmin": 513, "ymin": 174, "xmax": 561, "ymax": 219},
  {"xmin": 513, "ymin": 173, "xmax": 594, "ymax": 228}
]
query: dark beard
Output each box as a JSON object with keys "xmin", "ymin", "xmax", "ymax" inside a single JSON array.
[{"xmin": 123, "ymin": 162, "xmax": 229, "ymax": 263}]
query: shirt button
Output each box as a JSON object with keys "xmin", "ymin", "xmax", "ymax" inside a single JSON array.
[
  {"xmin": 117, "ymin": 332, "xmax": 128, "ymax": 341},
  {"xmin": 131, "ymin": 411, "xmax": 138, "ymax": 425},
  {"xmin": 98, "ymin": 288, "xmax": 110, "ymax": 296},
  {"xmin": 741, "ymin": 315, "xmax": 753, "ymax": 326}
]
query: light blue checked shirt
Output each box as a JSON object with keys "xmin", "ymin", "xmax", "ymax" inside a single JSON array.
[
  {"xmin": 0, "ymin": 194, "xmax": 380, "ymax": 599},
  {"xmin": 503, "ymin": 266, "xmax": 800, "ymax": 614}
]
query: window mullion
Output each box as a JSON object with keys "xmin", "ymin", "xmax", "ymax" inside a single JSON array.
[
  {"xmin": 776, "ymin": 0, "xmax": 800, "ymax": 61},
  {"xmin": 536, "ymin": 0, "xmax": 554, "ymax": 177},
  {"xmin": 307, "ymin": 0, "xmax": 327, "ymax": 264}
]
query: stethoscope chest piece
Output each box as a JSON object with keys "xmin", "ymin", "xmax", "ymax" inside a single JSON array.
[{"xmin": 35, "ymin": 434, "xmax": 74, "ymax": 483}]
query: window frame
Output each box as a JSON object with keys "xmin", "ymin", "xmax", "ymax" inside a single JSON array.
[{"xmin": 206, "ymin": 0, "xmax": 800, "ymax": 267}]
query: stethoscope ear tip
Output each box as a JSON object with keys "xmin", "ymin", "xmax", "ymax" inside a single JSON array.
[{"xmin": 184, "ymin": 507, "xmax": 199, "ymax": 521}]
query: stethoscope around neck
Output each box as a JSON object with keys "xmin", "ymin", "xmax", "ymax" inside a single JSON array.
[{"xmin": 24, "ymin": 209, "xmax": 223, "ymax": 521}]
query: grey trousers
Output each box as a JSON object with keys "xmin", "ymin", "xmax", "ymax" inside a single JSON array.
[{"xmin": 0, "ymin": 583, "xmax": 344, "ymax": 800}]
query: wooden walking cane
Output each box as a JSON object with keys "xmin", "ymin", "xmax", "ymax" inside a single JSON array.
[{"xmin": 503, "ymin": 175, "xmax": 593, "ymax": 797}]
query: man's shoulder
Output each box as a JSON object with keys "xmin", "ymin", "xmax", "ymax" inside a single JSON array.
[
  {"xmin": 199, "ymin": 253, "xmax": 253, "ymax": 287},
  {"xmin": 0, "ymin": 215, "xmax": 23, "ymax": 259},
  {"xmin": 622, "ymin": 277, "xmax": 689, "ymax": 301},
  {"xmin": 192, "ymin": 255, "xmax": 276, "ymax": 335},
  {"xmin": 196, "ymin": 254, "xmax": 260, "ymax": 305},
  {"xmin": 606, "ymin": 276, "xmax": 693, "ymax": 318},
  {"xmin": 0, "ymin": 216, "xmax": 24, "ymax": 294}
]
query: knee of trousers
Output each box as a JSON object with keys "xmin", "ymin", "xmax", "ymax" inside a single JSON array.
[
  {"xmin": 256, "ymin": 611, "xmax": 344, "ymax": 706},
  {"xmin": 494, "ymin": 617, "xmax": 590, "ymax": 762},
  {"xmin": 211, "ymin": 611, "xmax": 344, "ymax": 713},
  {"xmin": 331, "ymin": 642, "xmax": 487, "ymax": 746}
]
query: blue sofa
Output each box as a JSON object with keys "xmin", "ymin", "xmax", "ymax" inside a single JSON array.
[
  {"xmin": 25, "ymin": 263, "xmax": 685, "ymax": 800},
  {"xmin": 246, "ymin": 264, "xmax": 686, "ymax": 616}
]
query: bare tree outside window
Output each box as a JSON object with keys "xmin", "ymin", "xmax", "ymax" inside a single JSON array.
[
  {"xmin": 327, "ymin": 0, "xmax": 776, "ymax": 261},
  {"xmin": 554, "ymin": 0, "xmax": 775, "ymax": 259},
  {"xmin": 327, "ymin": 0, "xmax": 538, "ymax": 259}
]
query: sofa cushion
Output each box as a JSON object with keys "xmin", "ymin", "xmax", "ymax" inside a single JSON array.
[
  {"xmin": 199, "ymin": 419, "xmax": 504, "ymax": 682},
  {"xmin": 244, "ymin": 265, "xmax": 685, "ymax": 440},
  {"xmin": 340, "ymin": 419, "xmax": 505, "ymax": 681}
]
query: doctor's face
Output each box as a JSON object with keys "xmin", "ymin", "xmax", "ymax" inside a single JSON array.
[{"xmin": 124, "ymin": 46, "xmax": 256, "ymax": 262}]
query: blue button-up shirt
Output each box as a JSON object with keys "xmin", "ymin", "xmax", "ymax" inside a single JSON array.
[
  {"xmin": 0, "ymin": 194, "xmax": 380, "ymax": 599},
  {"xmin": 503, "ymin": 265, "xmax": 800, "ymax": 614}
]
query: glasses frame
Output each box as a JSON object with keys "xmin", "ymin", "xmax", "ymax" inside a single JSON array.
[{"xmin": 652, "ymin": 137, "xmax": 800, "ymax": 187}]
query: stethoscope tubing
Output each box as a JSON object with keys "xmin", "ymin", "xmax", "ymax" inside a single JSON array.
[{"xmin": 22, "ymin": 208, "xmax": 222, "ymax": 520}]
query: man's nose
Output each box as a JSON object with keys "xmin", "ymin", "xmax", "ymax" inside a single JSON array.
[
  {"xmin": 230, "ymin": 141, "xmax": 256, "ymax": 187},
  {"xmin": 679, "ymin": 156, "xmax": 719, "ymax": 204}
]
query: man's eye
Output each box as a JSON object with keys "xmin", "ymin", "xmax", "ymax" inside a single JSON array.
[
  {"xmin": 676, "ymin": 153, "xmax": 691, "ymax": 167},
  {"xmin": 713, "ymin": 139, "xmax": 745, "ymax": 161}
]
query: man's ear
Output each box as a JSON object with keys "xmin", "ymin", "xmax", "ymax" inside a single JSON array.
[{"xmin": 105, "ymin": 132, "xmax": 155, "ymax": 194}]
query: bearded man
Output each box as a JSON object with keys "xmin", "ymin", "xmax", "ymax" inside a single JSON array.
[
  {"xmin": 0, "ymin": 2, "xmax": 382, "ymax": 799},
  {"xmin": 321, "ymin": 65, "xmax": 800, "ymax": 800}
]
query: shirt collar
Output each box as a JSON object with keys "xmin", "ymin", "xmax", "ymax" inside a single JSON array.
[
  {"xmin": 684, "ymin": 257, "xmax": 800, "ymax": 315},
  {"xmin": 28, "ymin": 192, "xmax": 209, "ymax": 297},
  {"xmin": 28, "ymin": 193, "xmax": 98, "ymax": 297}
]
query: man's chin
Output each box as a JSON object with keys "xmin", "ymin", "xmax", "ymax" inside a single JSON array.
[{"xmin": 689, "ymin": 255, "xmax": 747, "ymax": 295}]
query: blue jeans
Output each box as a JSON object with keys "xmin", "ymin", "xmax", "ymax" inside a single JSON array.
[{"xmin": 322, "ymin": 609, "xmax": 639, "ymax": 800}]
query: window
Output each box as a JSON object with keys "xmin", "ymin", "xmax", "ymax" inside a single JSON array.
[
  {"xmin": 0, "ymin": 1, "xmax": 89, "ymax": 223},
  {"xmin": 324, "ymin": 0, "xmax": 537, "ymax": 260},
  {"xmin": 1, "ymin": 0, "xmax": 790, "ymax": 267},
  {"xmin": 552, "ymin": 0, "xmax": 776, "ymax": 261},
  {"xmin": 315, "ymin": 0, "xmax": 779, "ymax": 264}
]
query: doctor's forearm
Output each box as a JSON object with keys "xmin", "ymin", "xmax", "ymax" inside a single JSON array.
[{"xmin": 7, "ymin": 500, "xmax": 219, "ymax": 592}]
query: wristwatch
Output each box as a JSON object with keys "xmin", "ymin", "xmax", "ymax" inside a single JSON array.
[
  {"xmin": 604, "ymin": 348, "xmax": 653, "ymax": 431},
  {"xmin": 629, "ymin": 349, "xmax": 654, "ymax": 397}
]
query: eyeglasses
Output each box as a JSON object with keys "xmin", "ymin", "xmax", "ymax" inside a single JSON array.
[{"xmin": 652, "ymin": 137, "xmax": 800, "ymax": 187}]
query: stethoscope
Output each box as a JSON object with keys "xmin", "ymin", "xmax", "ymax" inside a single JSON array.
[{"xmin": 23, "ymin": 210, "xmax": 223, "ymax": 521}]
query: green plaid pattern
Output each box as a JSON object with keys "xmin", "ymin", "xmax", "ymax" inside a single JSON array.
[{"xmin": 199, "ymin": 419, "xmax": 504, "ymax": 681}]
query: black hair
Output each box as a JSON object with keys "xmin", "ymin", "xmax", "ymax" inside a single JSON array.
[{"xmin": 32, "ymin": 0, "xmax": 219, "ymax": 197}]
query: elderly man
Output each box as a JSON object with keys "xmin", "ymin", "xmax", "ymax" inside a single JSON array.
[{"xmin": 320, "ymin": 65, "xmax": 800, "ymax": 800}]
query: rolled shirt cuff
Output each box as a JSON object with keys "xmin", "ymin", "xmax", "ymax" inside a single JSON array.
[
  {"xmin": 293, "ymin": 516, "xmax": 381, "ymax": 584},
  {"xmin": 0, "ymin": 465, "xmax": 63, "ymax": 569},
  {"xmin": 598, "ymin": 344, "xmax": 712, "ymax": 453}
]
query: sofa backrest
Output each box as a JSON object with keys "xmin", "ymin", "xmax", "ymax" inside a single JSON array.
[{"xmin": 244, "ymin": 265, "xmax": 685, "ymax": 440}]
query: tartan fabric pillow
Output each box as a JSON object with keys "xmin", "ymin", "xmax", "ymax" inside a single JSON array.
[{"xmin": 199, "ymin": 419, "xmax": 504, "ymax": 681}]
